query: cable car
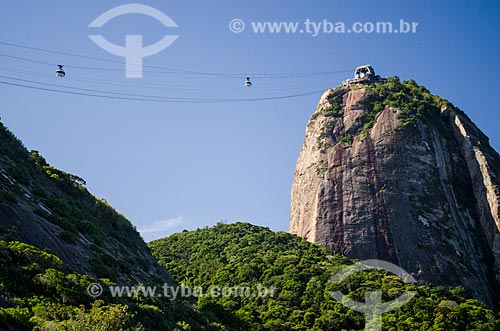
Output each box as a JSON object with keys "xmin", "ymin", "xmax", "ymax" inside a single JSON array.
[
  {"xmin": 244, "ymin": 77, "xmax": 252, "ymax": 87},
  {"xmin": 55, "ymin": 65, "xmax": 65, "ymax": 78}
]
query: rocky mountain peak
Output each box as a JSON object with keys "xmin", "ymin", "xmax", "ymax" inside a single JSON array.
[{"xmin": 290, "ymin": 77, "xmax": 500, "ymax": 304}]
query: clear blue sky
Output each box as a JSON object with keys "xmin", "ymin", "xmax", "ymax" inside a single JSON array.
[{"xmin": 1, "ymin": 1, "xmax": 499, "ymax": 241}]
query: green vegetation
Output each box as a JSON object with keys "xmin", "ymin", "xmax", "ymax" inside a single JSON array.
[
  {"xmin": 150, "ymin": 222, "xmax": 500, "ymax": 331},
  {"xmin": 310, "ymin": 91, "xmax": 343, "ymax": 122},
  {"xmin": 30, "ymin": 150, "xmax": 139, "ymax": 251},
  {"xmin": 0, "ymin": 240, "xmax": 139, "ymax": 330},
  {"xmin": 317, "ymin": 122, "xmax": 334, "ymax": 152},
  {"xmin": 325, "ymin": 93, "xmax": 343, "ymax": 117},
  {"xmin": 366, "ymin": 77, "xmax": 453, "ymax": 128},
  {"xmin": 338, "ymin": 135, "xmax": 353, "ymax": 146},
  {"xmin": 0, "ymin": 240, "xmax": 248, "ymax": 331},
  {"xmin": 360, "ymin": 101, "xmax": 385, "ymax": 136},
  {"xmin": 0, "ymin": 123, "xmax": 138, "ymax": 248},
  {"xmin": 1, "ymin": 213, "xmax": 498, "ymax": 330},
  {"xmin": 315, "ymin": 160, "xmax": 328, "ymax": 178},
  {"xmin": 1, "ymin": 82, "xmax": 499, "ymax": 330},
  {"xmin": 313, "ymin": 79, "xmax": 456, "ymax": 143},
  {"xmin": 0, "ymin": 121, "xmax": 158, "ymax": 281},
  {"xmin": 316, "ymin": 167, "xmax": 327, "ymax": 177},
  {"xmin": 317, "ymin": 77, "xmax": 459, "ymax": 139}
]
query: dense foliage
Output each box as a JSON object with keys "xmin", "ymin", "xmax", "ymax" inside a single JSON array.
[
  {"xmin": 0, "ymin": 122, "xmax": 139, "ymax": 249},
  {"xmin": 2, "ymin": 78, "xmax": 500, "ymax": 330},
  {"xmin": 367, "ymin": 77, "xmax": 453, "ymax": 126},
  {"xmin": 150, "ymin": 222, "xmax": 500, "ymax": 331},
  {"xmin": 0, "ymin": 240, "xmax": 248, "ymax": 331},
  {"xmin": 318, "ymin": 77, "xmax": 458, "ymax": 138},
  {"xmin": 2, "ymin": 220, "xmax": 498, "ymax": 330},
  {"xmin": 0, "ymin": 240, "xmax": 138, "ymax": 330}
]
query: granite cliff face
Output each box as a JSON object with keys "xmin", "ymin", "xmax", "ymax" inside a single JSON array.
[{"xmin": 290, "ymin": 78, "xmax": 500, "ymax": 304}]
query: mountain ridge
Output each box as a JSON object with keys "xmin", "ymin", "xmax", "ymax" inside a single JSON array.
[
  {"xmin": 0, "ymin": 120, "xmax": 169, "ymax": 284},
  {"xmin": 0, "ymin": 113, "xmax": 499, "ymax": 329},
  {"xmin": 289, "ymin": 77, "xmax": 500, "ymax": 305},
  {"xmin": 150, "ymin": 222, "xmax": 499, "ymax": 330}
]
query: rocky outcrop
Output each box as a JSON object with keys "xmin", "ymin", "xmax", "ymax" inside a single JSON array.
[
  {"xmin": 0, "ymin": 199, "xmax": 168, "ymax": 285},
  {"xmin": 290, "ymin": 79, "xmax": 500, "ymax": 304},
  {"xmin": 448, "ymin": 112, "xmax": 500, "ymax": 275}
]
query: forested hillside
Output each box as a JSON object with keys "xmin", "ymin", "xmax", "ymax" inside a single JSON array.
[
  {"xmin": 0, "ymin": 121, "xmax": 166, "ymax": 283},
  {"xmin": 1, "ymin": 120, "xmax": 499, "ymax": 330},
  {"xmin": 0, "ymin": 240, "xmax": 246, "ymax": 330},
  {"xmin": 150, "ymin": 222, "xmax": 500, "ymax": 330}
]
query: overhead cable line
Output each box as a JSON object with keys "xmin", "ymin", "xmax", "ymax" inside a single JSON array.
[
  {"xmin": 0, "ymin": 66, "xmax": 328, "ymax": 92},
  {"xmin": 0, "ymin": 41, "xmax": 352, "ymax": 79},
  {"xmin": 0, "ymin": 79, "xmax": 323, "ymax": 103}
]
